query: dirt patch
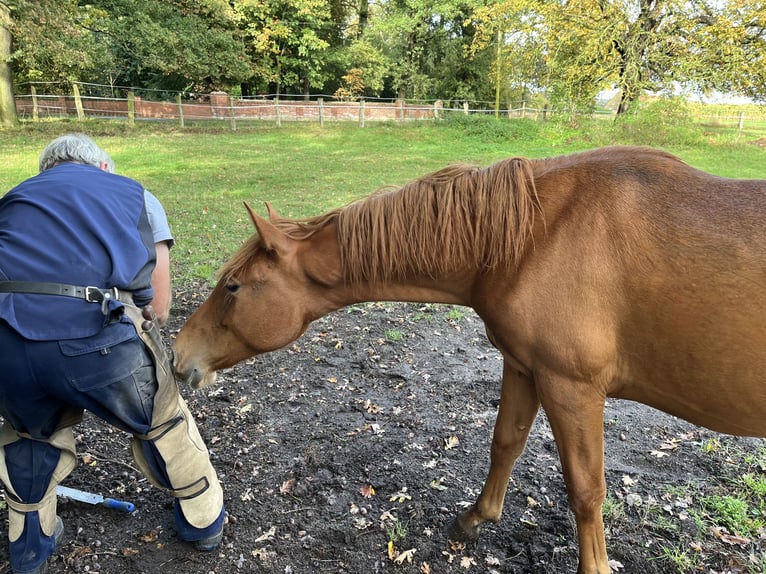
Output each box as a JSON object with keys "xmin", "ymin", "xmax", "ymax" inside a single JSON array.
[{"xmin": 2, "ymin": 289, "xmax": 764, "ymax": 573}]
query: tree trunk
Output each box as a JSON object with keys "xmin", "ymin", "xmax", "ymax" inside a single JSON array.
[
  {"xmin": 0, "ymin": 2, "xmax": 18, "ymax": 128},
  {"xmin": 358, "ymin": 0, "xmax": 368, "ymax": 38}
]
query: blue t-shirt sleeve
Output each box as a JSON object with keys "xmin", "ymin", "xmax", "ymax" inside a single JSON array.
[{"xmin": 143, "ymin": 190, "xmax": 174, "ymax": 249}]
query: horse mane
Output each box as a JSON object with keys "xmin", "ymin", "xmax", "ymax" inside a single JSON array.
[
  {"xmin": 337, "ymin": 157, "xmax": 541, "ymax": 284},
  {"xmin": 221, "ymin": 157, "xmax": 541, "ymax": 284}
]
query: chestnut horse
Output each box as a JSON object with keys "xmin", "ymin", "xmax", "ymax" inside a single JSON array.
[{"xmin": 172, "ymin": 146, "xmax": 766, "ymax": 574}]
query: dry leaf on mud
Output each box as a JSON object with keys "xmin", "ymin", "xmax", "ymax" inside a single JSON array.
[
  {"xmin": 650, "ymin": 450, "xmax": 670, "ymax": 458},
  {"xmin": 352, "ymin": 517, "xmax": 372, "ymax": 530},
  {"xmin": 280, "ymin": 478, "xmax": 295, "ymax": 494},
  {"xmin": 444, "ymin": 436, "xmax": 459, "ymax": 450},
  {"xmin": 138, "ymin": 530, "xmax": 159, "ymax": 543},
  {"xmin": 253, "ymin": 526, "xmax": 277, "ymax": 543},
  {"xmin": 711, "ymin": 527, "xmax": 750, "ymax": 546},
  {"xmin": 390, "ymin": 487, "xmax": 412, "ymax": 503},
  {"xmin": 360, "ymin": 483, "xmax": 376, "ymax": 498},
  {"xmin": 460, "ymin": 556, "xmax": 477, "ymax": 568},
  {"xmin": 430, "ymin": 477, "xmax": 448, "ymax": 491},
  {"xmin": 394, "ymin": 548, "xmax": 417, "ymax": 564},
  {"xmin": 363, "ymin": 399, "xmax": 380, "ymax": 413},
  {"xmin": 621, "ymin": 474, "xmax": 635, "ymax": 486},
  {"xmin": 420, "ymin": 562, "xmax": 431, "ymax": 574},
  {"xmin": 660, "ymin": 438, "xmax": 681, "ymax": 450},
  {"xmin": 608, "ymin": 559, "xmax": 625, "ymax": 571},
  {"xmin": 121, "ymin": 547, "xmax": 139, "ymax": 557}
]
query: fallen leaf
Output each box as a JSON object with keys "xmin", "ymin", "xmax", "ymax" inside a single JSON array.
[
  {"xmin": 444, "ymin": 436, "xmax": 459, "ymax": 450},
  {"xmin": 280, "ymin": 479, "xmax": 295, "ymax": 495},
  {"xmin": 608, "ymin": 559, "xmax": 624, "ymax": 571},
  {"xmin": 394, "ymin": 548, "xmax": 417, "ymax": 564},
  {"xmin": 649, "ymin": 450, "xmax": 670, "ymax": 458},
  {"xmin": 253, "ymin": 526, "xmax": 276, "ymax": 543},
  {"xmin": 420, "ymin": 562, "xmax": 431, "ymax": 574},
  {"xmin": 360, "ymin": 484, "xmax": 375, "ymax": 498},
  {"xmin": 390, "ymin": 487, "xmax": 412, "ymax": 503},
  {"xmin": 353, "ymin": 517, "xmax": 372, "ymax": 530},
  {"xmin": 430, "ymin": 477, "xmax": 448, "ymax": 491},
  {"xmin": 460, "ymin": 555, "xmax": 477, "ymax": 569},
  {"xmin": 621, "ymin": 475, "xmax": 634, "ymax": 486},
  {"xmin": 121, "ymin": 547, "xmax": 140, "ymax": 556},
  {"xmin": 387, "ymin": 540, "xmax": 396, "ymax": 561},
  {"xmin": 139, "ymin": 530, "xmax": 160, "ymax": 543},
  {"xmin": 711, "ymin": 527, "xmax": 750, "ymax": 546}
]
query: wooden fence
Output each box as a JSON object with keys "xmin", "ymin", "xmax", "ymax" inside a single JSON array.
[{"xmin": 14, "ymin": 88, "xmax": 449, "ymax": 127}]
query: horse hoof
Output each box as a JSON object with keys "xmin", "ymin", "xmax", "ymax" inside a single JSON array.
[{"xmin": 449, "ymin": 515, "xmax": 482, "ymax": 542}]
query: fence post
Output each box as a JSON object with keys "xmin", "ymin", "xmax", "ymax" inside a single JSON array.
[
  {"xmin": 463, "ymin": 102, "xmax": 469, "ymax": 115},
  {"xmin": 127, "ymin": 91, "xmax": 135, "ymax": 128},
  {"xmin": 31, "ymin": 85, "xmax": 38, "ymax": 120},
  {"xmin": 176, "ymin": 94, "xmax": 184, "ymax": 128},
  {"xmin": 397, "ymin": 99, "xmax": 405, "ymax": 121},
  {"xmin": 229, "ymin": 96, "xmax": 237, "ymax": 131},
  {"xmin": 275, "ymin": 98, "xmax": 281, "ymax": 127},
  {"xmin": 72, "ymin": 83, "xmax": 85, "ymax": 120},
  {"xmin": 738, "ymin": 111, "xmax": 745, "ymax": 131},
  {"xmin": 318, "ymin": 97, "xmax": 324, "ymax": 127},
  {"xmin": 434, "ymin": 99, "xmax": 442, "ymax": 119},
  {"xmin": 359, "ymin": 99, "xmax": 365, "ymax": 127}
]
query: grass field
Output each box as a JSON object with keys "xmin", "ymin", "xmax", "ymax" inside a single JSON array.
[{"xmin": 2, "ymin": 116, "xmax": 766, "ymax": 283}]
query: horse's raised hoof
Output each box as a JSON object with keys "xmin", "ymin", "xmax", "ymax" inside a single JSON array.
[{"xmin": 449, "ymin": 511, "xmax": 483, "ymax": 542}]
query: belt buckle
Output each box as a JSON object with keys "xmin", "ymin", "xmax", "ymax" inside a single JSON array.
[
  {"xmin": 84, "ymin": 286, "xmax": 103, "ymax": 303},
  {"xmin": 85, "ymin": 286, "xmax": 118, "ymax": 315}
]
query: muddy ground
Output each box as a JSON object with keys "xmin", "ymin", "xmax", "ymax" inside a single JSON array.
[{"xmin": 1, "ymin": 288, "xmax": 764, "ymax": 574}]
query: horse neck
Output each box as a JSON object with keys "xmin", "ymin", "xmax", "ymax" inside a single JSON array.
[{"xmin": 327, "ymin": 273, "xmax": 474, "ymax": 310}]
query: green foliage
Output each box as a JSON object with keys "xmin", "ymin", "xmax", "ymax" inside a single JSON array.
[
  {"xmin": 441, "ymin": 113, "xmax": 542, "ymax": 142},
  {"xmin": 384, "ymin": 329, "xmax": 404, "ymax": 342},
  {"xmin": 610, "ymin": 97, "xmax": 706, "ymax": 147},
  {"xmin": 699, "ymin": 494, "xmax": 764, "ymax": 537},
  {"xmin": 654, "ymin": 544, "xmax": 702, "ymax": 573}
]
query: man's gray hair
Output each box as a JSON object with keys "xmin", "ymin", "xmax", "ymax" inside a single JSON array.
[{"xmin": 39, "ymin": 133, "xmax": 115, "ymax": 173}]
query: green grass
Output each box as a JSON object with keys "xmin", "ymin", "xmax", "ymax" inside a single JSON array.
[{"xmin": 2, "ymin": 117, "xmax": 766, "ymax": 284}]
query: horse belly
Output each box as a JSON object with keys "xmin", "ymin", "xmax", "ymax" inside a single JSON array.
[{"xmin": 617, "ymin": 305, "xmax": 766, "ymax": 438}]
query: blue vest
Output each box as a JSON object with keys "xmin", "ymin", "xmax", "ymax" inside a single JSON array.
[{"xmin": 0, "ymin": 163, "xmax": 156, "ymax": 340}]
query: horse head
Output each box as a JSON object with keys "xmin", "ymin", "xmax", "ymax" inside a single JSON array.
[{"xmin": 172, "ymin": 202, "xmax": 342, "ymax": 388}]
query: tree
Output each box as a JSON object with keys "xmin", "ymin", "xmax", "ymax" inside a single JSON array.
[
  {"xmin": 86, "ymin": 0, "xmax": 250, "ymax": 93},
  {"xmin": 470, "ymin": 0, "xmax": 766, "ymax": 115},
  {"xmin": 0, "ymin": 1, "xmax": 16, "ymax": 127},
  {"xmin": 365, "ymin": 0, "xmax": 486, "ymax": 101},
  {"xmin": 233, "ymin": 0, "xmax": 333, "ymax": 96}
]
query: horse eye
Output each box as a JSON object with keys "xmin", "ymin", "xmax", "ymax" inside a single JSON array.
[{"xmin": 225, "ymin": 281, "xmax": 240, "ymax": 294}]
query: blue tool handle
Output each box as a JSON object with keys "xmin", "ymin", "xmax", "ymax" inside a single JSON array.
[{"xmin": 103, "ymin": 498, "xmax": 136, "ymax": 513}]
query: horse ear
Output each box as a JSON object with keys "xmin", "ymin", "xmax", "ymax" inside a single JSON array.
[
  {"xmin": 244, "ymin": 201, "xmax": 289, "ymax": 253},
  {"xmin": 264, "ymin": 201, "xmax": 282, "ymax": 221}
]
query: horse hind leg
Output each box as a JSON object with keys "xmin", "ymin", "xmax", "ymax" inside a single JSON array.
[{"xmin": 452, "ymin": 362, "xmax": 540, "ymax": 540}]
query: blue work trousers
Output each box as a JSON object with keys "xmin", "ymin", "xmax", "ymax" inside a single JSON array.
[{"xmin": 0, "ymin": 320, "xmax": 223, "ymax": 572}]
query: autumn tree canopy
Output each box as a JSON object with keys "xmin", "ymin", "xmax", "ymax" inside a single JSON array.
[{"xmin": 2, "ymin": 0, "xmax": 765, "ymax": 126}]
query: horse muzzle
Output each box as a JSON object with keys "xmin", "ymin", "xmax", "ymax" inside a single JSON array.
[{"xmin": 171, "ymin": 352, "xmax": 218, "ymax": 389}]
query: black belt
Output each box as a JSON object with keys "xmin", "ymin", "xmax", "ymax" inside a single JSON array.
[{"xmin": 0, "ymin": 281, "xmax": 131, "ymax": 314}]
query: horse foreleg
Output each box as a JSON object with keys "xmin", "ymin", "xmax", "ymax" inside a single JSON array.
[
  {"xmin": 453, "ymin": 361, "xmax": 540, "ymax": 540},
  {"xmin": 537, "ymin": 373, "xmax": 610, "ymax": 574}
]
